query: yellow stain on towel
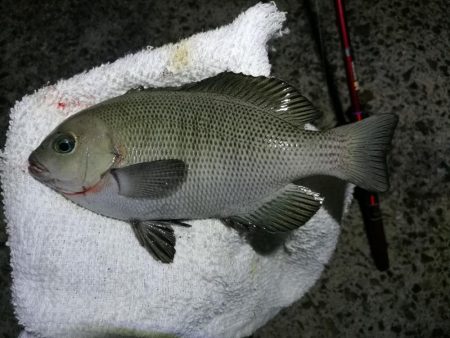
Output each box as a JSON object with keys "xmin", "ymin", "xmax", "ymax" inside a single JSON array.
[
  {"xmin": 250, "ymin": 255, "xmax": 260, "ymax": 278},
  {"xmin": 167, "ymin": 42, "xmax": 190, "ymax": 73}
]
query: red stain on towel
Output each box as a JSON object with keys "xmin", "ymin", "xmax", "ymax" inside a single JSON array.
[{"xmin": 57, "ymin": 102, "xmax": 66, "ymax": 110}]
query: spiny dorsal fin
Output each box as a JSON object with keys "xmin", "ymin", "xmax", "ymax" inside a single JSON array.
[{"xmin": 181, "ymin": 72, "xmax": 321, "ymax": 126}]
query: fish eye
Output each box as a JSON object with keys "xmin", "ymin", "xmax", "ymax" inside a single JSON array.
[{"xmin": 53, "ymin": 134, "xmax": 76, "ymax": 154}]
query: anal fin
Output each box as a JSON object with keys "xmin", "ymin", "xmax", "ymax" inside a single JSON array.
[{"xmin": 223, "ymin": 184, "xmax": 323, "ymax": 233}]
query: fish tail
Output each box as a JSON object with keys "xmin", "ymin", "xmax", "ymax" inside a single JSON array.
[{"xmin": 334, "ymin": 114, "xmax": 398, "ymax": 192}]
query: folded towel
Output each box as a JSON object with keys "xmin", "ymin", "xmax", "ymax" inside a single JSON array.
[{"xmin": 1, "ymin": 3, "xmax": 351, "ymax": 337}]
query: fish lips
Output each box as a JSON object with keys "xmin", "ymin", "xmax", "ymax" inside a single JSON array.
[
  {"xmin": 28, "ymin": 157, "xmax": 63, "ymax": 192},
  {"xmin": 28, "ymin": 154, "xmax": 50, "ymax": 180}
]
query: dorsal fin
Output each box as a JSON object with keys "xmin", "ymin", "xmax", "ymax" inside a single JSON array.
[{"xmin": 181, "ymin": 72, "xmax": 321, "ymax": 126}]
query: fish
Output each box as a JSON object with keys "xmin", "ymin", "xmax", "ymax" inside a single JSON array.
[{"xmin": 28, "ymin": 72, "xmax": 398, "ymax": 263}]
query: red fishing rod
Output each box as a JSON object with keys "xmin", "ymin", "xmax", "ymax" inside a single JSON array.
[
  {"xmin": 335, "ymin": 0, "xmax": 362, "ymax": 120},
  {"xmin": 335, "ymin": 0, "xmax": 389, "ymax": 270}
]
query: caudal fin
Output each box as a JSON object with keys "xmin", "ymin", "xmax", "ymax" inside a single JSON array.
[{"xmin": 336, "ymin": 114, "xmax": 398, "ymax": 192}]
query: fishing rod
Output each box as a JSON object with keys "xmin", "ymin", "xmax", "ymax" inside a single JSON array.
[
  {"xmin": 305, "ymin": 0, "xmax": 389, "ymax": 271},
  {"xmin": 334, "ymin": 0, "xmax": 389, "ymax": 271}
]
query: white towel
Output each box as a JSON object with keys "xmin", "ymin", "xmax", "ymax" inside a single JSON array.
[{"xmin": 1, "ymin": 3, "xmax": 351, "ymax": 338}]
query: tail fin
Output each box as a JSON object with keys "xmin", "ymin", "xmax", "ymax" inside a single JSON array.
[{"xmin": 335, "ymin": 114, "xmax": 398, "ymax": 192}]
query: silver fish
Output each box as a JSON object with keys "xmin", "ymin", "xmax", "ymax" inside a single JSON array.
[{"xmin": 28, "ymin": 73, "xmax": 398, "ymax": 263}]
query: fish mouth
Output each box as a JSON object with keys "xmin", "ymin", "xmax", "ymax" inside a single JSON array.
[
  {"xmin": 28, "ymin": 154, "xmax": 49, "ymax": 177},
  {"xmin": 28, "ymin": 154, "xmax": 76, "ymax": 193}
]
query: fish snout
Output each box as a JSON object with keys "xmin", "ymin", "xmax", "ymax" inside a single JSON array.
[{"xmin": 28, "ymin": 153, "xmax": 49, "ymax": 177}]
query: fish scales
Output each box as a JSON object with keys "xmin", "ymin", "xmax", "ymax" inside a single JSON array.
[{"xmin": 82, "ymin": 90, "xmax": 332, "ymax": 219}]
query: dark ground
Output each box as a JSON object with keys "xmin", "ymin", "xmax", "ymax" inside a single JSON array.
[{"xmin": 1, "ymin": 0, "xmax": 449, "ymax": 337}]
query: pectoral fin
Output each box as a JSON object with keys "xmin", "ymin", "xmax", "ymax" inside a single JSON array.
[
  {"xmin": 223, "ymin": 184, "xmax": 323, "ymax": 233},
  {"xmin": 112, "ymin": 159, "xmax": 187, "ymax": 199},
  {"xmin": 130, "ymin": 220, "xmax": 176, "ymax": 263}
]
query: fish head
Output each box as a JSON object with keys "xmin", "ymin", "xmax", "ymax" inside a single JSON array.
[{"xmin": 28, "ymin": 114, "xmax": 116, "ymax": 194}]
